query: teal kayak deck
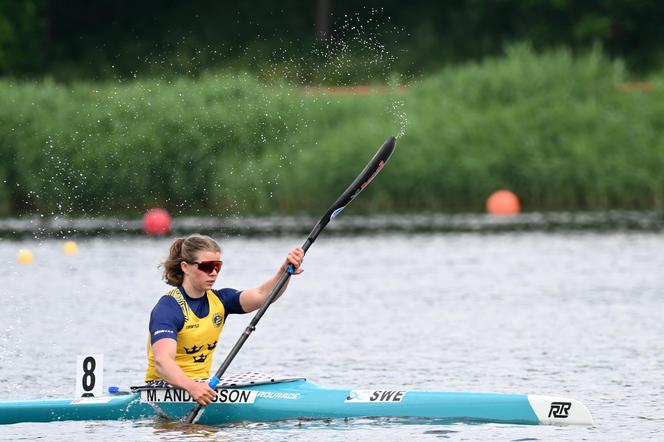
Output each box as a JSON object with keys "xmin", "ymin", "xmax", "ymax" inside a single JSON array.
[{"xmin": 0, "ymin": 378, "xmax": 593, "ymax": 426}]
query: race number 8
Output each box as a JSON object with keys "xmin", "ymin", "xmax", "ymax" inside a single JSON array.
[
  {"xmin": 81, "ymin": 356, "xmax": 96, "ymax": 392},
  {"xmin": 76, "ymin": 354, "xmax": 104, "ymax": 397}
]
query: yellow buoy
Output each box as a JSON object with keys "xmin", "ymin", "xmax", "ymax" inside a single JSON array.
[
  {"xmin": 17, "ymin": 249, "xmax": 33, "ymax": 265},
  {"xmin": 63, "ymin": 240, "xmax": 79, "ymax": 256}
]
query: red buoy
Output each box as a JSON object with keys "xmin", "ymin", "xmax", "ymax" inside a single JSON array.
[
  {"xmin": 143, "ymin": 208, "xmax": 172, "ymax": 235},
  {"xmin": 486, "ymin": 190, "xmax": 520, "ymax": 216}
]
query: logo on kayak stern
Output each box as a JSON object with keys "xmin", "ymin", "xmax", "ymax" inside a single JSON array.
[
  {"xmin": 212, "ymin": 313, "xmax": 223, "ymax": 327},
  {"xmin": 548, "ymin": 401, "xmax": 572, "ymax": 418},
  {"xmin": 345, "ymin": 390, "xmax": 406, "ymax": 403}
]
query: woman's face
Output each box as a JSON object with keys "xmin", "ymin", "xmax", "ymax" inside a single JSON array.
[{"xmin": 181, "ymin": 249, "xmax": 222, "ymax": 292}]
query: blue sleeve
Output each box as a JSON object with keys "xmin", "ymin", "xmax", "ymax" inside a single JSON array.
[
  {"xmin": 213, "ymin": 288, "xmax": 245, "ymax": 317},
  {"xmin": 149, "ymin": 295, "xmax": 185, "ymax": 344}
]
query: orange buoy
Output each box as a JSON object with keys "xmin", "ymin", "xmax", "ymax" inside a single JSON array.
[
  {"xmin": 143, "ymin": 208, "xmax": 172, "ymax": 235},
  {"xmin": 486, "ymin": 190, "xmax": 520, "ymax": 215}
]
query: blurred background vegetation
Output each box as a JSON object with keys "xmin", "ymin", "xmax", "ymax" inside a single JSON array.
[
  {"xmin": 3, "ymin": 0, "xmax": 664, "ymax": 80},
  {"xmin": 1, "ymin": 1, "xmax": 663, "ymax": 217}
]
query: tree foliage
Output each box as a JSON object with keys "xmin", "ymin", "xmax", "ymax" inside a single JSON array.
[{"xmin": 1, "ymin": 1, "xmax": 664, "ymax": 79}]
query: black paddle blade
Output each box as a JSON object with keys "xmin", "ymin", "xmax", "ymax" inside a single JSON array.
[{"xmin": 322, "ymin": 136, "xmax": 396, "ymax": 225}]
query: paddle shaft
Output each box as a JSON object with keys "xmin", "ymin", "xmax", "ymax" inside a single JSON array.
[{"xmin": 184, "ymin": 137, "xmax": 396, "ymax": 423}]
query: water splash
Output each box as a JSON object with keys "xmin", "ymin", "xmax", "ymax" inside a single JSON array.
[{"xmin": 391, "ymin": 98, "xmax": 408, "ymax": 138}]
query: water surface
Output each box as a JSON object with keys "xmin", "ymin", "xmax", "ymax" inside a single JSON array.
[{"xmin": 1, "ymin": 231, "xmax": 662, "ymax": 440}]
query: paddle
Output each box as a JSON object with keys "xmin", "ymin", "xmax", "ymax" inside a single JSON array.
[{"xmin": 184, "ymin": 136, "xmax": 396, "ymax": 424}]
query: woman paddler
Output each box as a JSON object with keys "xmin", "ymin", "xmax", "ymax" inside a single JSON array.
[{"xmin": 145, "ymin": 234, "xmax": 304, "ymax": 405}]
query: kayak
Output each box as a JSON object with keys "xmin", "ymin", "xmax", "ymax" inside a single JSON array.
[{"xmin": 0, "ymin": 373, "xmax": 592, "ymax": 426}]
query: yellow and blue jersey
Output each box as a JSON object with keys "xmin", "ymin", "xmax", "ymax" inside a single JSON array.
[{"xmin": 145, "ymin": 286, "xmax": 244, "ymax": 382}]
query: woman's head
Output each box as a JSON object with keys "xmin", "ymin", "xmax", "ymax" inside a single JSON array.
[{"xmin": 163, "ymin": 234, "xmax": 222, "ymax": 286}]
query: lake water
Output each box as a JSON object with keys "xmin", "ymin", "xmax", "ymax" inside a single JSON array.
[{"xmin": 1, "ymin": 229, "xmax": 663, "ymax": 440}]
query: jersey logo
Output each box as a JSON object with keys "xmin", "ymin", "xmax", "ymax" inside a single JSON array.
[
  {"xmin": 212, "ymin": 313, "xmax": 223, "ymax": 327},
  {"xmin": 193, "ymin": 354, "xmax": 208, "ymax": 363},
  {"xmin": 184, "ymin": 344, "xmax": 203, "ymax": 354},
  {"xmin": 207, "ymin": 341, "xmax": 217, "ymax": 350}
]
